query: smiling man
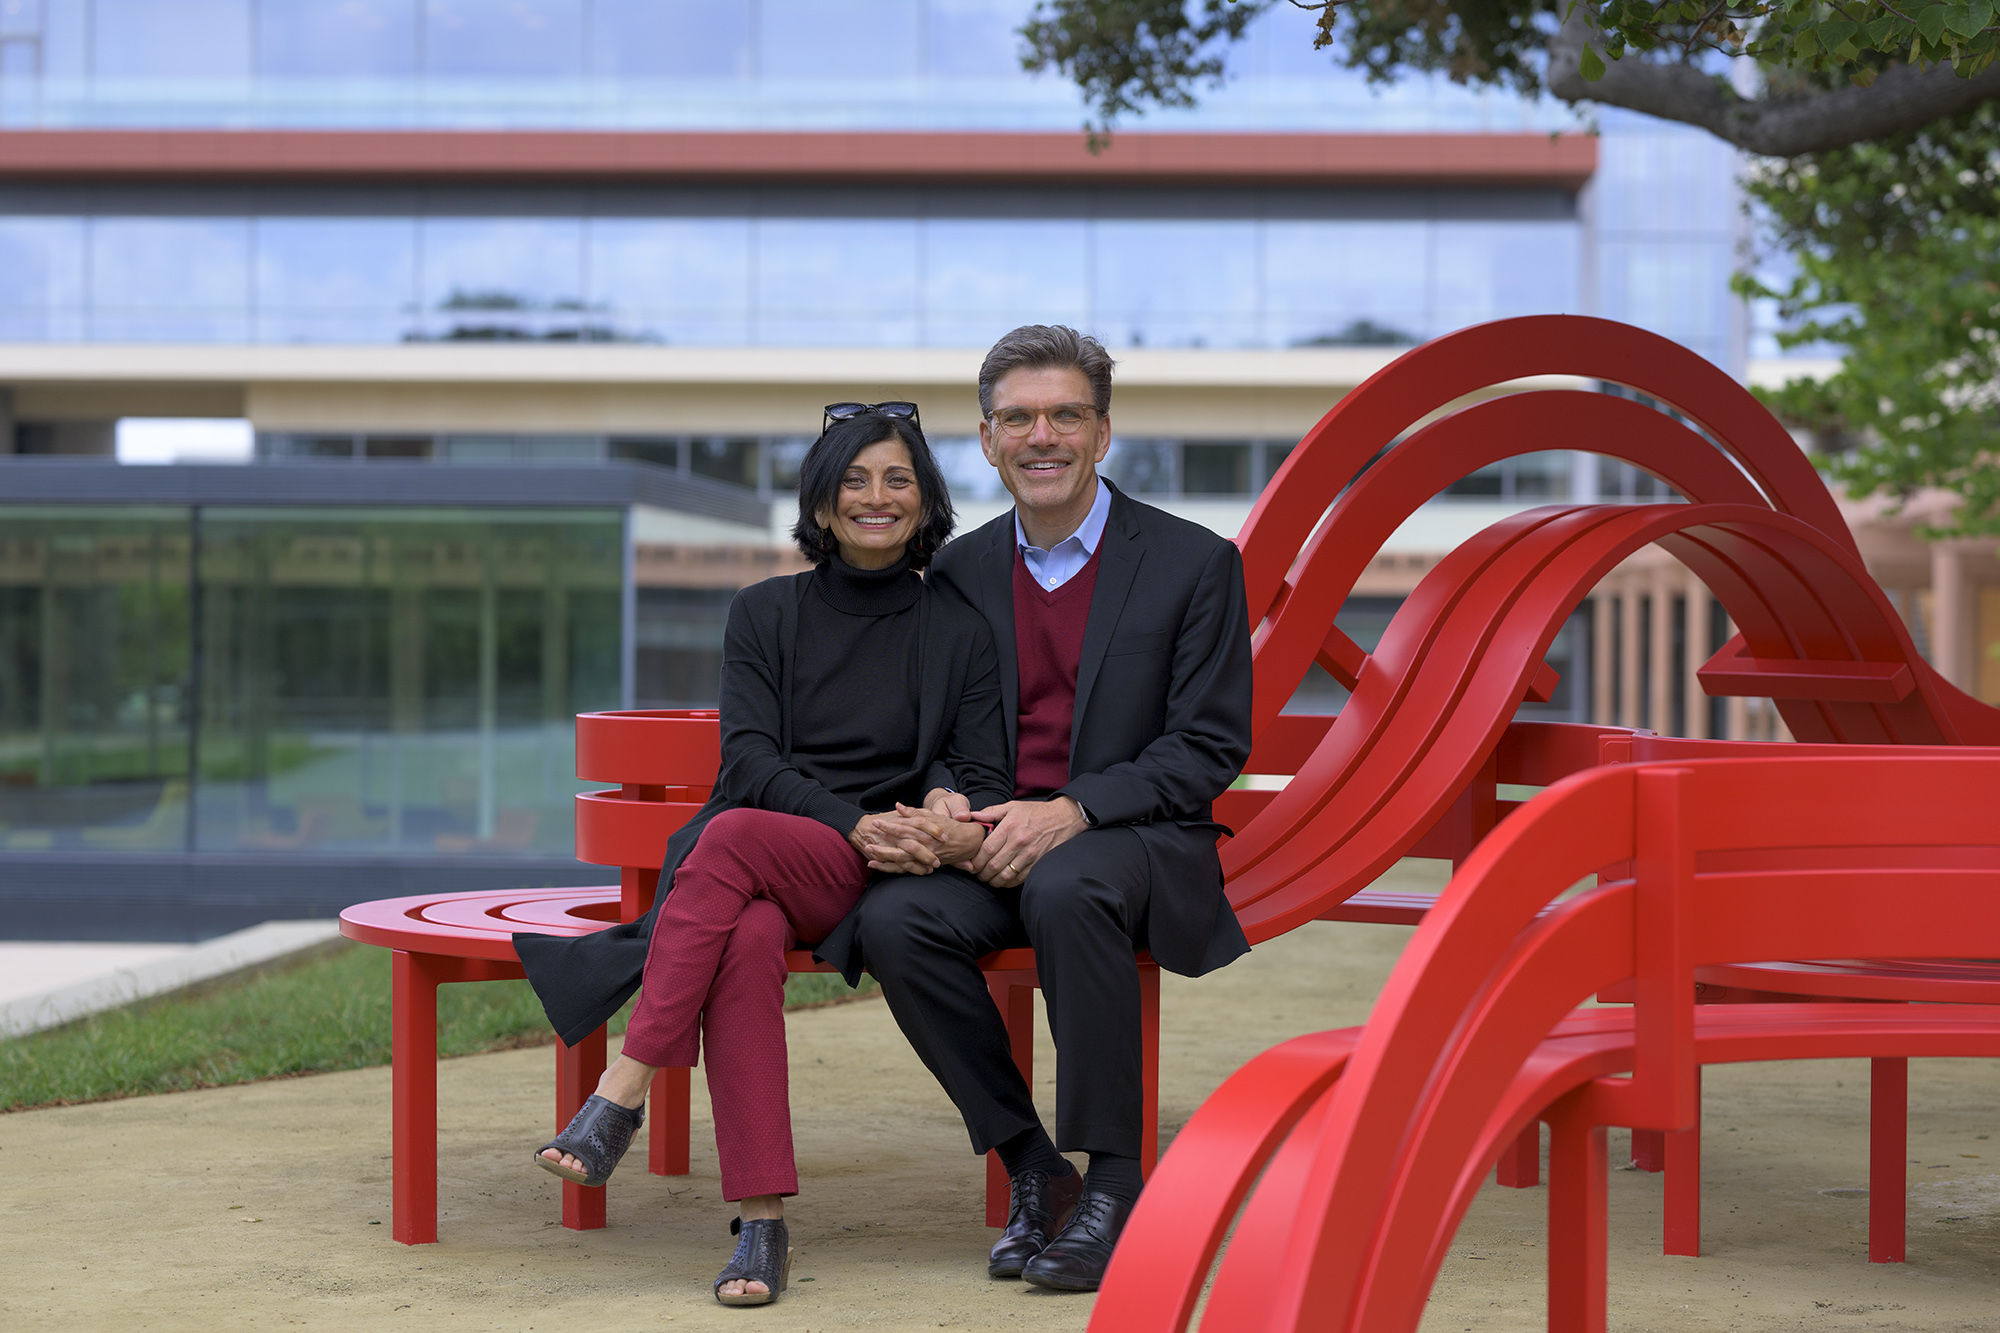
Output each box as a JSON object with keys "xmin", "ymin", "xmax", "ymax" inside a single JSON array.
[{"xmin": 817, "ymin": 325, "xmax": 1254, "ymax": 1291}]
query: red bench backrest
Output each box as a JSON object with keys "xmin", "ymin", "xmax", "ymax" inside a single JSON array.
[{"xmin": 1101, "ymin": 752, "xmax": 2000, "ymax": 1333}]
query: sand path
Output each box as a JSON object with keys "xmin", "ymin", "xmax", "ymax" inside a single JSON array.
[{"xmin": 5, "ymin": 864, "xmax": 1999, "ymax": 1330}]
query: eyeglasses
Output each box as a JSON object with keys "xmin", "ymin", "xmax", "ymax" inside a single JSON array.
[
  {"xmin": 984, "ymin": 403, "xmax": 1100, "ymax": 438},
  {"xmin": 823, "ymin": 400, "xmax": 921, "ymax": 433}
]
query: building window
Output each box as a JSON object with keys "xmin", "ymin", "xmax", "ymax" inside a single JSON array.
[{"xmin": 0, "ymin": 504, "xmax": 623, "ymax": 859}]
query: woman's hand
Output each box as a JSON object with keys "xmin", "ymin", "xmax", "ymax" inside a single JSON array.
[{"xmin": 851, "ymin": 804, "xmax": 984, "ymax": 875}]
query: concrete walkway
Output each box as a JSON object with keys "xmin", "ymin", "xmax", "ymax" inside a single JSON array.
[
  {"xmin": 0, "ymin": 921, "xmax": 344, "ymax": 1036},
  {"xmin": 4, "ymin": 863, "xmax": 1999, "ymax": 1331}
]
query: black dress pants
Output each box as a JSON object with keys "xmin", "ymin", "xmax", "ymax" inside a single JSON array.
[{"xmin": 855, "ymin": 826, "xmax": 1150, "ymax": 1159}]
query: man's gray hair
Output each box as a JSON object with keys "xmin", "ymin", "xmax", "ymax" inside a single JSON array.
[{"xmin": 977, "ymin": 325, "xmax": 1117, "ymax": 415}]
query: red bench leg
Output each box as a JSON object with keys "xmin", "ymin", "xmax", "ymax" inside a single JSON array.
[
  {"xmin": 557, "ymin": 1026, "xmax": 609, "ymax": 1231},
  {"xmin": 1139, "ymin": 962, "xmax": 1160, "ymax": 1178},
  {"xmin": 1547, "ymin": 1099, "xmax": 1608, "ymax": 1333},
  {"xmin": 985, "ymin": 974, "xmax": 1037, "ymax": 1227},
  {"xmin": 1660, "ymin": 1066, "xmax": 1701, "ymax": 1256},
  {"xmin": 391, "ymin": 950, "xmax": 441, "ymax": 1245},
  {"xmin": 648, "ymin": 1066, "xmax": 691, "ymax": 1176},
  {"xmin": 1629, "ymin": 1127, "xmax": 1666, "ymax": 1172},
  {"xmin": 1869, "ymin": 1056, "xmax": 1908, "ymax": 1263},
  {"xmin": 1496, "ymin": 1121, "xmax": 1540, "ymax": 1187}
]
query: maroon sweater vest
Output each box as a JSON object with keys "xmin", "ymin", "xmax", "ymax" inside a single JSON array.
[{"xmin": 1011, "ymin": 545, "xmax": 1101, "ymax": 798}]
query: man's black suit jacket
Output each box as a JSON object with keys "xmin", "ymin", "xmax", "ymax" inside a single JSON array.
[{"xmin": 930, "ymin": 481, "xmax": 1254, "ymax": 977}]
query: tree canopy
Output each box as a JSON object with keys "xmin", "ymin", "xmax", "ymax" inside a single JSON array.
[
  {"xmin": 1740, "ymin": 102, "xmax": 2000, "ymax": 535},
  {"xmin": 1022, "ymin": 0, "xmax": 2000, "ymax": 155}
]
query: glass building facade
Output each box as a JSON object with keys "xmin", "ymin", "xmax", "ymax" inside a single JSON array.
[
  {"xmin": 0, "ymin": 503, "xmax": 623, "ymax": 859},
  {"xmin": 0, "ymin": 0, "xmax": 1756, "ymax": 377},
  {"xmin": 0, "ymin": 0, "xmax": 1773, "ymax": 935},
  {"xmin": 0, "ymin": 1, "xmax": 1572, "ymax": 133},
  {"xmin": 0, "ymin": 187, "xmax": 1579, "ymax": 350}
]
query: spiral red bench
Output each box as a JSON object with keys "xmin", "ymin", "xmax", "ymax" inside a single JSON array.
[{"xmin": 339, "ymin": 707, "xmax": 1162, "ymax": 1243}]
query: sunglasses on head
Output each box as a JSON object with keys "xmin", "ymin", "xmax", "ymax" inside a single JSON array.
[{"xmin": 822, "ymin": 400, "xmax": 921, "ymax": 434}]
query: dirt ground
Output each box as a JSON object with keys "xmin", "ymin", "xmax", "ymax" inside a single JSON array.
[{"xmin": 5, "ymin": 861, "xmax": 2000, "ymax": 1331}]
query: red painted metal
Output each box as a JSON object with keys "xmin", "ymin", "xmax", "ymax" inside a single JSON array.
[
  {"xmin": 1870, "ymin": 1057, "xmax": 1910, "ymax": 1263},
  {"xmin": 1092, "ymin": 756, "xmax": 2000, "ymax": 1333}
]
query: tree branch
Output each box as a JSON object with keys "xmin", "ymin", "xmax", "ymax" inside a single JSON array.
[{"xmin": 1548, "ymin": 6, "xmax": 2000, "ymax": 155}]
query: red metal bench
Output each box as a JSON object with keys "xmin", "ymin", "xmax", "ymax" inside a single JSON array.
[
  {"xmin": 339, "ymin": 706, "xmax": 1162, "ymax": 1242},
  {"xmin": 1093, "ymin": 753, "xmax": 2000, "ymax": 1333}
]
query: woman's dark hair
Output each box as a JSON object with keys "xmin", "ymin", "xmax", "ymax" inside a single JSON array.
[{"xmin": 790, "ymin": 411, "xmax": 955, "ymax": 569}]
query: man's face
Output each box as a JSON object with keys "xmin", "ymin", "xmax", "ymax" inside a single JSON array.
[{"xmin": 979, "ymin": 365, "xmax": 1111, "ymax": 518}]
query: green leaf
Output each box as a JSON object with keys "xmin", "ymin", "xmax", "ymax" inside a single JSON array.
[
  {"xmin": 1867, "ymin": 14, "xmax": 1902, "ymax": 44},
  {"xmin": 1817, "ymin": 18, "xmax": 1860, "ymax": 50},
  {"xmin": 1579, "ymin": 44, "xmax": 1605, "ymax": 81},
  {"xmin": 1850, "ymin": 65, "xmax": 1879, "ymax": 87},
  {"xmin": 1970, "ymin": 0, "xmax": 1997, "ymax": 32},
  {"xmin": 1946, "ymin": 2, "xmax": 1984, "ymax": 37},
  {"xmin": 1918, "ymin": 4, "xmax": 1953, "ymax": 43}
]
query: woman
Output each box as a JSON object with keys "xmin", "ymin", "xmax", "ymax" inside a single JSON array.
[{"xmin": 512, "ymin": 404, "xmax": 1008, "ymax": 1304}]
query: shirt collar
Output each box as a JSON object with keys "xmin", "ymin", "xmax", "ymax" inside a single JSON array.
[{"xmin": 1014, "ymin": 477, "xmax": 1112, "ymax": 555}]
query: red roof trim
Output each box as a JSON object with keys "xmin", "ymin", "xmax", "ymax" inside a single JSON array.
[{"xmin": 0, "ymin": 129, "xmax": 1596, "ymax": 189}]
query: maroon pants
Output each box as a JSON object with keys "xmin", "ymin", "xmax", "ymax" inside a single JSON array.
[{"xmin": 620, "ymin": 807, "xmax": 869, "ymax": 1201}]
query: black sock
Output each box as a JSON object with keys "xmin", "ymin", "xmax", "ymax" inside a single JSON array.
[
  {"xmin": 1085, "ymin": 1151, "xmax": 1144, "ymax": 1205},
  {"xmin": 995, "ymin": 1125, "xmax": 1069, "ymax": 1180}
]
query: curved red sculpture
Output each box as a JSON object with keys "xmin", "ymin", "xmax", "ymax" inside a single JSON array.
[
  {"xmin": 1095, "ymin": 755, "xmax": 2000, "ymax": 1333},
  {"xmin": 1220, "ymin": 315, "xmax": 2000, "ymax": 950},
  {"xmin": 1096, "ymin": 314, "xmax": 2000, "ymax": 1331}
]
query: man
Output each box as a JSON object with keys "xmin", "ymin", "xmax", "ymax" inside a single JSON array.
[{"xmin": 816, "ymin": 324, "xmax": 1254, "ymax": 1291}]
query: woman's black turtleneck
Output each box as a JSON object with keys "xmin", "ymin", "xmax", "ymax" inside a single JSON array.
[{"xmin": 789, "ymin": 550, "xmax": 924, "ymax": 810}]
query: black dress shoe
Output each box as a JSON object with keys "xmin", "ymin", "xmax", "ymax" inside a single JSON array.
[
  {"xmin": 988, "ymin": 1167, "xmax": 1085, "ymax": 1278},
  {"xmin": 1020, "ymin": 1190, "xmax": 1134, "ymax": 1292}
]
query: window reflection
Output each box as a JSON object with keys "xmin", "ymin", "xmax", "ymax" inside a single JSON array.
[
  {"xmin": 1104, "ymin": 438, "xmax": 1175, "ymax": 494},
  {"xmin": 923, "ymin": 219, "xmax": 1088, "ymax": 347},
  {"xmin": 760, "ymin": 0, "xmax": 920, "ymax": 79},
  {"xmin": 94, "ymin": 0, "xmax": 251, "ymax": 80},
  {"xmin": 255, "ymin": 218, "xmax": 416, "ymax": 343},
  {"xmin": 754, "ymin": 218, "xmax": 919, "ymax": 345},
  {"xmin": 589, "ymin": 217, "xmax": 751, "ymax": 344},
  {"xmin": 90, "ymin": 217, "xmax": 251, "ymax": 342},
  {"xmin": 0, "ymin": 218, "xmax": 85, "ymax": 340},
  {"xmin": 925, "ymin": 0, "xmax": 1035, "ymax": 79},
  {"xmin": 0, "ymin": 508, "xmax": 194, "ymax": 853},
  {"xmin": 1265, "ymin": 222, "xmax": 1428, "ymax": 347},
  {"xmin": 933, "ymin": 438, "xmax": 1008, "ymax": 503},
  {"xmin": 191, "ymin": 508, "xmax": 622, "ymax": 857},
  {"xmin": 423, "ymin": 0, "xmax": 583, "ymax": 79},
  {"xmin": 590, "ymin": 0, "xmax": 752, "ymax": 80},
  {"xmin": 419, "ymin": 218, "xmax": 590, "ymax": 340},
  {"xmin": 690, "ymin": 438, "xmax": 759, "ymax": 489},
  {"xmin": 1095, "ymin": 221, "xmax": 1260, "ymax": 348},
  {"xmin": 256, "ymin": 0, "xmax": 417, "ymax": 78},
  {"xmin": 1432, "ymin": 221, "xmax": 1579, "ymax": 333},
  {"xmin": 0, "ymin": 200, "xmax": 1584, "ymax": 348},
  {"xmin": 1182, "ymin": 442, "xmax": 1251, "ymax": 495}
]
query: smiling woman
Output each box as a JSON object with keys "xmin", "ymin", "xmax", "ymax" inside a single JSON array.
[{"xmin": 790, "ymin": 411, "xmax": 955, "ymax": 573}]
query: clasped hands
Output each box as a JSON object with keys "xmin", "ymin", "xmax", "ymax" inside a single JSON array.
[{"xmin": 850, "ymin": 788, "xmax": 1089, "ymax": 889}]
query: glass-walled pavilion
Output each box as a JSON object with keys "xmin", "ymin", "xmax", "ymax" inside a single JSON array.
[{"xmin": 0, "ymin": 459, "xmax": 764, "ymax": 938}]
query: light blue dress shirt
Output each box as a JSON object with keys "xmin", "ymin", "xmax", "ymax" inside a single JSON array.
[{"xmin": 1015, "ymin": 478, "xmax": 1111, "ymax": 591}]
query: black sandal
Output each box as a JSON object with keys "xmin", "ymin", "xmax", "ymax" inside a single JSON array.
[
  {"xmin": 533, "ymin": 1094, "xmax": 644, "ymax": 1187},
  {"xmin": 715, "ymin": 1216, "xmax": 792, "ymax": 1306}
]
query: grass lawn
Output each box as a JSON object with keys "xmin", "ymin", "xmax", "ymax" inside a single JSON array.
[{"xmin": 0, "ymin": 942, "xmax": 877, "ymax": 1113}]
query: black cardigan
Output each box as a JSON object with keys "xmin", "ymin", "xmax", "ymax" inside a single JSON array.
[{"xmin": 514, "ymin": 569, "xmax": 1012, "ymax": 1045}]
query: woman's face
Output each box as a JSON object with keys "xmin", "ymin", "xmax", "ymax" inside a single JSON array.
[{"xmin": 820, "ymin": 436, "xmax": 922, "ymax": 570}]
